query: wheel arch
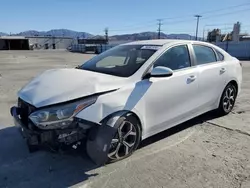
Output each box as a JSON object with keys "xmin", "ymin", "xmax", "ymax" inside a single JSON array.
[
  {"xmin": 216, "ymin": 79, "xmax": 239, "ymax": 109},
  {"xmin": 227, "ymin": 80, "xmax": 238, "ymax": 95},
  {"xmin": 100, "ymin": 110, "xmax": 143, "ymax": 135}
]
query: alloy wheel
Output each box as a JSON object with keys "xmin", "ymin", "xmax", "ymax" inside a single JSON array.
[
  {"xmin": 222, "ymin": 86, "xmax": 235, "ymax": 113},
  {"xmin": 108, "ymin": 121, "xmax": 137, "ymax": 160}
]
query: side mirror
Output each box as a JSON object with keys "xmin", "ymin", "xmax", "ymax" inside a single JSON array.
[{"xmin": 148, "ymin": 66, "xmax": 173, "ymax": 78}]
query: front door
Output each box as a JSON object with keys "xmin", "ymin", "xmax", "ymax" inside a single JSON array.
[{"xmin": 139, "ymin": 44, "xmax": 200, "ymax": 137}]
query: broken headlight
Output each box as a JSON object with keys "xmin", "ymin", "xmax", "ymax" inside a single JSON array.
[{"xmin": 29, "ymin": 97, "xmax": 97, "ymax": 129}]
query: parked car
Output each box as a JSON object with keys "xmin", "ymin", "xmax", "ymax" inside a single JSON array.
[{"xmin": 11, "ymin": 39, "xmax": 242, "ymax": 165}]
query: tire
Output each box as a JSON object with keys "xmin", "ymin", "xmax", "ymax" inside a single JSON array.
[
  {"xmin": 107, "ymin": 114, "xmax": 141, "ymax": 163},
  {"xmin": 217, "ymin": 83, "xmax": 237, "ymax": 115},
  {"xmin": 27, "ymin": 142, "xmax": 39, "ymax": 153}
]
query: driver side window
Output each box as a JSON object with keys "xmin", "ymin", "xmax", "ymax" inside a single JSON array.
[{"xmin": 153, "ymin": 45, "xmax": 191, "ymax": 70}]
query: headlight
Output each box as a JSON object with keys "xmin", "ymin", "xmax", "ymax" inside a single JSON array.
[{"xmin": 29, "ymin": 97, "xmax": 97, "ymax": 129}]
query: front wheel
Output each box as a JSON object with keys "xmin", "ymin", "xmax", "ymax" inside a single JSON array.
[
  {"xmin": 217, "ymin": 83, "xmax": 237, "ymax": 115},
  {"xmin": 107, "ymin": 114, "xmax": 141, "ymax": 163}
]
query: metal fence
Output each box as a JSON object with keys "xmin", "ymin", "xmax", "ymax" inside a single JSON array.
[
  {"xmin": 215, "ymin": 41, "xmax": 250, "ymax": 60},
  {"xmin": 70, "ymin": 40, "xmax": 250, "ymax": 60}
]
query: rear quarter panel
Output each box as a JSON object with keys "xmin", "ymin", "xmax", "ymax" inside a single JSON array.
[{"xmin": 225, "ymin": 57, "xmax": 242, "ymax": 94}]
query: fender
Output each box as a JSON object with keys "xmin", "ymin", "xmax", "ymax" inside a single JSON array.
[
  {"xmin": 86, "ymin": 113, "xmax": 127, "ymax": 166},
  {"xmin": 86, "ymin": 110, "xmax": 143, "ymax": 165}
]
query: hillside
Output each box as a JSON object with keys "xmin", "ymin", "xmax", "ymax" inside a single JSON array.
[
  {"xmin": 0, "ymin": 29, "xmax": 200, "ymax": 40},
  {"xmin": 0, "ymin": 32, "xmax": 8, "ymax": 36},
  {"xmin": 15, "ymin": 29, "xmax": 93, "ymax": 38}
]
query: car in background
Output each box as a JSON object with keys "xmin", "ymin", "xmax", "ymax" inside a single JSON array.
[{"xmin": 11, "ymin": 39, "xmax": 242, "ymax": 165}]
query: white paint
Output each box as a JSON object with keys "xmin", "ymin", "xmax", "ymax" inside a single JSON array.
[
  {"xmin": 17, "ymin": 39, "xmax": 242, "ymax": 141},
  {"xmin": 18, "ymin": 68, "xmax": 130, "ymax": 107}
]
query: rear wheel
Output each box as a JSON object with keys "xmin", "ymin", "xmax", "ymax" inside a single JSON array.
[
  {"xmin": 217, "ymin": 83, "xmax": 237, "ymax": 115},
  {"xmin": 107, "ymin": 115, "xmax": 141, "ymax": 163}
]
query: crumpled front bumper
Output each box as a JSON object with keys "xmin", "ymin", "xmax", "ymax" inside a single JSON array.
[
  {"xmin": 10, "ymin": 106, "xmax": 87, "ymax": 151},
  {"xmin": 10, "ymin": 106, "xmax": 118, "ymax": 166}
]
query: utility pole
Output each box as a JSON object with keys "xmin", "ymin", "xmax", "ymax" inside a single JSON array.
[
  {"xmin": 194, "ymin": 15, "xmax": 202, "ymax": 40},
  {"xmin": 104, "ymin": 27, "xmax": 109, "ymax": 44},
  {"xmin": 157, "ymin": 19, "xmax": 162, "ymax": 39}
]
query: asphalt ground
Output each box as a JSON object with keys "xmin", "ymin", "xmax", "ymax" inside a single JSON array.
[{"xmin": 0, "ymin": 50, "xmax": 249, "ymax": 188}]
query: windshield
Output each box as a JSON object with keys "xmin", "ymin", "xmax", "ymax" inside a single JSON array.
[{"xmin": 79, "ymin": 45, "xmax": 160, "ymax": 77}]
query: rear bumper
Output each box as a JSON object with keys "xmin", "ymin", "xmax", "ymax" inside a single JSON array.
[{"xmin": 10, "ymin": 106, "xmax": 88, "ymax": 150}]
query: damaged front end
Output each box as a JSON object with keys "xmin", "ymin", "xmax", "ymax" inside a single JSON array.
[{"xmin": 10, "ymin": 98, "xmax": 117, "ymax": 165}]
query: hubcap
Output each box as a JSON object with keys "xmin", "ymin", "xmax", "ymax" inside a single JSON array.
[
  {"xmin": 223, "ymin": 86, "xmax": 235, "ymax": 112},
  {"xmin": 108, "ymin": 121, "xmax": 137, "ymax": 160}
]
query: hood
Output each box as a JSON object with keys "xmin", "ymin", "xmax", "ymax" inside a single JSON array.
[{"xmin": 18, "ymin": 68, "xmax": 128, "ymax": 107}]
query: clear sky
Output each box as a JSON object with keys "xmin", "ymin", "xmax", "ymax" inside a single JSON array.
[{"xmin": 1, "ymin": 0, "xmax": 250, "ymax": 37}]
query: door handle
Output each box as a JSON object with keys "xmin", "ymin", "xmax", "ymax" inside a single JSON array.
[
  {"xmin": 220, "ymin": 68, "xmax": 226, "ymax": 74},
  {"xmin": 187, "ymin": 75, "xmax": 196, "ymax": 82}
]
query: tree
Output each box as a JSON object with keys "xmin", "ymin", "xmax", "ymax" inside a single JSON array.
[{"xmin": 207, "ymin": 29, "xmax": 221, "ymax": 42}]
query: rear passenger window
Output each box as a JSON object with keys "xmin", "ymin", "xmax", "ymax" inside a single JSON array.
[
  {"xmin": 193, "ymin": 45, "xmax": 217, "ymax": 65},
  {"xmin": 216, "ymin": 50, "xmax": 224, "ymax": 61}
]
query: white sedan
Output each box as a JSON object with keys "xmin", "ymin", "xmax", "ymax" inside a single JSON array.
[{"xmin": 11, "ymin": 40, "xmax": 242, "ymax": 164}]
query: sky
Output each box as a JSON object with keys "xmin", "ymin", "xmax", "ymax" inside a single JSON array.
[{"xmin": 1, "ymin": 0, "xmax": 250, "ymax": 37}]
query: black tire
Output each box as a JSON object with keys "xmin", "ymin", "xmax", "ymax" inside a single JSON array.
[
  {"xmin": 217, "ymin": 83, "xmax": 237, "ymax": 115},
  {"xmin": 107, "ymin": 114, "xmax": 141, "ymax": 163},
  {"xmin": 27, "ymin": 142, "xmax": 39, "ymax": 153}
]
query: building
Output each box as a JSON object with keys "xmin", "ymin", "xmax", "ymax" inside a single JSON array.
[
  {"xmin": 28, "ymin": 36, "xmax": 74, "ymax": 50},
  {"xmin": 207, "ymin": 29, "xmax": 221, "ymax": 42},
  {"xmin": 0, "ymin": 36, "xmax": 29, "ymax": 50},
  {"xmin": 240, "ymin": 35, "xmax": 250, "ymax": 41},
  {"xmin": 232, "ymin": 22, "xmax": 241, "ymax": 42},
  {"xmin": 0, "ymin": 36, "xmax": 74, "ymax": 50}
]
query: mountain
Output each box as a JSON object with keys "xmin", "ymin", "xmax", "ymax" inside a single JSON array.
[
  {"xmin": 1, "ymin": 29, "xmax": 200, "ymax": 40},
  {"xmin": 15, "ymin": 29, "xmax": 93, "ymax": 38},
  {"xmin": 110, "ymin": 32, "xmax": 166, "ymax": 40},
  {"xmin": 110, "ymin": 32, "xmax": 200, "ymax": 41},
  {"xmin": 0, "ymin": 32, "xmax": 8, "ymax": 36}
]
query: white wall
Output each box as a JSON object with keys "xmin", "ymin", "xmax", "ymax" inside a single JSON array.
[{"xmin": 27, "ymin": 37, "xmax": 74, "ymax": 49}]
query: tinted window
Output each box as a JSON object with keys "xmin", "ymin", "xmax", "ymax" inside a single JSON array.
[
  {"xmin": 153, "ymin": 45, "xmax": 191, "ymax": 70},
  {"xmin": 79, "ymin": 45, "xmax": 159, "ymax": 77},
  {"xmin": 216, "ymin": 50, "xmax": 224, "ymax": 61},
  {"xmin": 193, "ymin": 45, "xmax": 217, "ymax": 65}
]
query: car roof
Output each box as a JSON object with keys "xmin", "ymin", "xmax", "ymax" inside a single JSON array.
[
  {"xmin": 123, "ymin": 39, "xmax": 192, "ymax": 46},
  {"xmin": 120, "ymin": 39, "xmax": 232, "ymax": 60},
  {"xmin": 121, "ymin": 39, "xmax": 216, "ymax": 47}
]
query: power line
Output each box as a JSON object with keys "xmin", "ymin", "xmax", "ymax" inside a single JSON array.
[
  {"xmin": 162, "ymin": 18, "xmax": 196, "ymax": 25},
  {"xmin": 109, "ymin": 2, "xmax": 250, "ymax": 32},
  {"xmin": 109, "ymin": 22, "xmax": 156, "ymax": 32},
  {"xmin": 157, "ymin": 19, "xmax": 163, "ymax": 39},
  {"xmin": 198, "ymin": 2, "xmax": 250, "ymax": 15},
  {"xmin": 159, "ymin": 2, "xmax": 250, "ymax": 21},
  {"xmin": 202, "ymin": 7, "xmax": 250, "ymax": 20},
  {"xmin": 107, "ymin": 2, "xmax": 250, "ymax": 34}
]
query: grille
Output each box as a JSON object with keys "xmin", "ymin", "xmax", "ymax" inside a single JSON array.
[{"xmin": 18, "ymin": 98, "xmax": 36, "ymax": 126}]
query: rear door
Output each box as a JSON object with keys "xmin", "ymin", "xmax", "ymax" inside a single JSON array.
[{"xmin": 192, "ymin": 44, "xmax": 228, "ymax": 110}]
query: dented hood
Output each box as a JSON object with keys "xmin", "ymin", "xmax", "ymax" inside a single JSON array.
[{"xmin": 18, "ymin": 68, "xmax": 127, "ymax": 108}]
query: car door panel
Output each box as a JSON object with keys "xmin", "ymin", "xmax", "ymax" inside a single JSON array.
[
  {"xmin": 197, "ymin": 62, "xmax": 228, "ymax": 109},
  {"xmin": 140, "ymin": 68, "xmax": 199, "ymax": 136}
]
